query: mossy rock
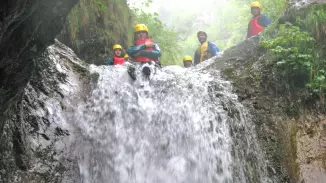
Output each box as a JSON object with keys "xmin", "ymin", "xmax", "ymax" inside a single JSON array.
[{"xmin": 58, "ymin": 0, "xmax": 133, "ymax": 65}]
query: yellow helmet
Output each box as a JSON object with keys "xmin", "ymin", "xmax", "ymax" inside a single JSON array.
[
  {"xmin": 183, "ymin": 56, "xmax": 193, "ymax": 62},
  {"xmin": 113, "ymin": 44, "xmax": 122, "ymax": 50},
  {"xmin": 134, "ymin": 24, "xmax": 149, "ymax": 33},
  {"xmin": 251, "ymin": 1, "xmax": 262, "ymax": 9},
  {"xmin": 124, "ymin": 54, "xmax": 129, "ymax": 59}
]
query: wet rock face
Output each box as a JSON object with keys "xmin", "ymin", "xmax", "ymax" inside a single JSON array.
[
  {"xmin": 213, "ymin": 38, "xmax": 290, "ymax": 182},
  {"xmin": 0, "ymin": 40, "xmax": 89, "ymax": 182},
  {"xmin": 296, "ymin": 117, "xmax": 326, "ymax": 183},
  {"xmin": 0, "ymin": 0, "xmax": 78, "ymax": 97},
  {"xmin": 58, "ymin": 0, "xmax": 133, "ymax": 65},
  {"xmin": 215, "ymin": 9, "xmax": 326, "ymax": 182},
  {"xmin": 289, "ymin": 0, "xmax": 326, "ymax": 8},
  {"xmin": 0, "ymin": 0, "xmax": 79, "ymax": 182}
]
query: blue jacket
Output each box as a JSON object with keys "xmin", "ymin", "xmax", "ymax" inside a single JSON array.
[
  {"xmin": 107, "ymin": 57, "xmax": 114, "ymax": 65},
  {"xmin": 257, "ymin": 14, "xmax": 271, "ymax": 27},
  {"xmin": 194, "ymin": 41, "xmax": 219, "ymax": 65}
]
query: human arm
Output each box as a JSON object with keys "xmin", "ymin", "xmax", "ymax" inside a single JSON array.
[
  {"xmin": 208, "ymin": 42, "xmax": 219, "ymax": 56},
  {"xmin": 106, "ymin": 58, "xmax": 113, "ymax": 65},
  {"xmin": 247, "ymin": 23, "xmax": 250, "ymax": 38},
  {"xmin": 138, "ymin": 44, "xmax": 161, "ymax": 60},
  {"xmin": 126, "ymin": 44, "xmax": 146, "ymax": 56},
  {"xmin": 258, "ymin": 14, "xmax": 271, "ymax": 27}
]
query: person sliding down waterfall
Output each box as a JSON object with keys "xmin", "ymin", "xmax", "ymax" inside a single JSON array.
[
  {"xmin": 126, "ymin": 24, "xmax": 161, "ymax": 80},
  {"xmin": 247, "ymin": 1, "xmax": 271, "ymax": 39},
  {"xmin": 194, "ymin": 31, "xmax": 219, "ymax": 66},
  {"xmin": 107, "ymin": 44, "xmax": 125, "ymax": 65}
]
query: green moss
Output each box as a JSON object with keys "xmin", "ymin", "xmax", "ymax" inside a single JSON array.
[
  {"xmin": 222, "ymin": 68, "xmax": 235, "ymax": 79},
  {"xmin": 71, "ymin": 62, "xmax": 91, "ymax": 85},
  {"xmin": 261, "ymin": 4, "xmax": 326, "ymax": 105},
  {"xmin": 285, "ymin": 104, "xmax": 300, "ymax": 117},
  {"xmin": 62, "ymin": 0, "xmax": 133, "ymax": 64}
]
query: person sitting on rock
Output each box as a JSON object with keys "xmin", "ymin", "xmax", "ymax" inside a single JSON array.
[
  {"xmin": 183, "ymin": 56, "xmax": 193, "ymax": 68},
  {"xmin": 247, "ymin": 1, "xmax": 271, "ymax": 39},
  {"xmin": 193, "ymin": 31, "xmax": 219, "ymax": 66},
  {"xmin": 126, "ymin": 24, "xmax": 161, "ymax": 79},
  {"xmin": 127, "ymin": 24, "xmax": 161, "ymax": 64},
  {"xmin": 107, "ymin": 44, "xmax": 125, "ymax": 65}
]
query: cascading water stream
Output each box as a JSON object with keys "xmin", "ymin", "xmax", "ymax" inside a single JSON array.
[{"xmin": 69, "ymin": 59, "xmax": 273, "ymax": 183}]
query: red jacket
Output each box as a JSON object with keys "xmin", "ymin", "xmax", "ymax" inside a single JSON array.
[
  {"xmin": 113, "ymin": 56, "xmax": 124, "ymax": 65},
  {"xmin": 135, "ymin": 39, "xmax": 154, "ymax": 62},
  {"xmin": 247, "ymin": 15, "xmax": 264, "ymax": 38}
]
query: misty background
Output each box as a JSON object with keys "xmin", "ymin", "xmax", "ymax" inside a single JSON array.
[{"xmin": 127, "ymin": 0, "xmax": 285, "ymax": 65}]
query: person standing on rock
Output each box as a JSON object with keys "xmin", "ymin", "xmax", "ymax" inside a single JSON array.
[
  {"xmin": 183, "ymin": 56, "xmax": 193, "ymax": 68},
  {"xmin": 193, "ymin": 31, "xmax": 219, "ymax": 66},
  {"xmin": 247, "ymin": 1, "xmax": 271, "ymax": 39},
  {"xmin": 107, "ymin": 44, "xmax": 125, "ymax": 65},
  {"xmin": 126, "ymin": 24, "xmax": 161, "ymax": 79}
]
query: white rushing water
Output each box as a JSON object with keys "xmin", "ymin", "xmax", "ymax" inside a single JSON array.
[{"xmin": 68, "ymin": 58, "xmax": 272, "ymax": 183}]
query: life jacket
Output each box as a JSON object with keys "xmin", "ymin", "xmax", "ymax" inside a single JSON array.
[
  {"xmin": 248, "ymin": 15, "xmax": 264, "ymax": 38},
  {"xmin": 135, "ymin": 38, "xmax": 154, "ymax": 62},
  {"xmin": 196, "ymin": 41, "xmax": 211, "ymax": 63},
  {"xmin": 113, "ymin": 56, "xmax": 124, "ymax": 65}
]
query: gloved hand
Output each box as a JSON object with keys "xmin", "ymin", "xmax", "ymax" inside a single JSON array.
[{"xmin": 145, "ymin": 41, "xmax": 154, "ymax": 48}]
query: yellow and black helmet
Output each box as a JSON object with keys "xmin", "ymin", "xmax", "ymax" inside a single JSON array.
[
  {"xmin": 251, "ymin": 1, "xmax": 262, "ymax": 9},
  {"xmin": 183, "ymin": 56, "xmax": 193, "ymax": 62},
  {"xmin": 134, "ymin": 24, "xmax": 149, "ymax": 33},
  {"xmin": 113, "ymin": 44, "xmax": 122, "ymax": 50}
]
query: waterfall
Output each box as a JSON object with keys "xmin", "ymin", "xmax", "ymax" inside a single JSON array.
[{"xmin": 65, "ymin": 57, "xmax": 273, "ymax": 183}]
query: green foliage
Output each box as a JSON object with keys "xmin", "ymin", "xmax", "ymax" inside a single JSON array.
[
  {"xmin": 93, "ymin": 0, "xmax": 108, "ymax": 12},
  {"xmin": 63, "ymin": 0, "xmax": 133, "ymax": 64},
  {"xmin": 128, "ymin": 0, "xmax": 153, "ymax": 7},
  {"xmin": 152, "ymin": 0, "xmax": 286, "ymax": 59},
  {"xmin": 129, "ymin": 0, "xmax": 287, "ymax": 65},
  {"xmin": 297, "ymin": 4, "xmax": 326, "ymax": 42},
  {"xmin": 261, "ymin": 25, "xmax": 314, "ymax": 70},
  {"xmin": 258, "ymin": 0, "xmax": 287, "ymax": 21},
  {"xmin": 261, "ymin": 24, "xmax": 326, "ymax": 100},
  {"xmin": 133, "ymin": 9, "xmax": 183, "ymax": 65},
  {"xmin": 212, "ymin": 0, "xmax": 286, "ymax": 49}
]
